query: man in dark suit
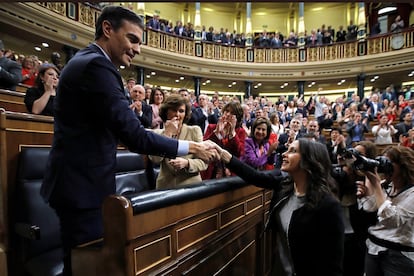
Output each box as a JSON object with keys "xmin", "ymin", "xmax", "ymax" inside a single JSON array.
[
  {"xmin": 0, "ymin": 40, "xmax": 22, "ymax": 90},
  {"xmin": 40, "ymin": 7, "xmax": 217, "ymax": 275},
  {"xmin": 129, "ymin": 84, "xmax": 152, "ymax": 128},
  {"xmin": 146, "ymin": 14, "xmax": 160, "ymax": 30}
]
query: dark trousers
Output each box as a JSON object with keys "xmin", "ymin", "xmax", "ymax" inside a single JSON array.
[
  {"xmin": 365, "ymin": 249, "xmax": 414, "ymax": 276},
  {"xmin": 343, "ymin": 233, "xmax": 365, "ymax": 276},
  {"xmin": 53, "ymin": 207, "xmax": 103, "ymax": 276}
]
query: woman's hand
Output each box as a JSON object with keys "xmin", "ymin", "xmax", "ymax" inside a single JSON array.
[
  {"xmin": 168, "ymin": 157, "xmax": 189, "ymax": 170},
  {"xmin": 44, "ymin": 77, "xmax": 55, "ymax": 94},
  {"xmin": 164, "ymin": 117, "xmax": 180, "ymax": 138}
]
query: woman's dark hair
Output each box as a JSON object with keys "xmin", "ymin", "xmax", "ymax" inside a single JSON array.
[
  {"xmin": 149, "ymin": 87, "xmax": 165, "ymax": 104},
  {"xmin": 159, "ymin": 94, "xmax": 192, "ymax": 123},
  {"xmin": 356, "ymin": 140, "xmax": 377, "ymax": 159},
  {"xmin": 34, "ymin": 64, "xmax": 59, "ymax": 89},
  {"xmin": 95, "ymin": 6, "xmax": 145, "ymax": 40},
  {"xmin": 222, "ymin": 101, "xmax": 243, "ymax": 128},
  {"xmin": 250, "ymin": 117, "xmax": 271, "ymax": 143},
  {"xmin": 297, "ymin": 138, "xmax": 337, "ymax": 207},
  {"xmin": 382, "ymin": 146, "xmax": 414, "ymax": 186},
  {"xmin": 269, "ymin": 112, "xmax": 280, "ymax": 124}
]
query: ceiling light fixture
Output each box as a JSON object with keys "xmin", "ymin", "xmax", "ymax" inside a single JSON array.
[
  {"xmin": 179, "ymin": 76, "xmax": 184, "ymax": 80},
  {"xmin": 34, "ymin": 46, "xmax": 41, "ymax": 51},
  {"xmin": 151, "ymin": 71, "xmax": 156, "ymax": 75},
  {"xmin": 42, "ymin": 42, "xmax": 49, "ymax": 48}
]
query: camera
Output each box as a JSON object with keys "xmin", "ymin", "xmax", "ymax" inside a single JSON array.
[{"xmin": 339, "ymin": 148, "xmax": 393, "ymax": 175}]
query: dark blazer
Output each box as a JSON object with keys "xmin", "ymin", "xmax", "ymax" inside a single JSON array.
[
  {"xmin": 0, "ymin": 56, "xmax": 22, "ymax": 90},
  {"xmin": 226, "ymin": 157, "xmax": 344, "ymax": 276},
  {"xmin": 187, "ymin": 106, "xmax": 207, "ymax": 134},
  {"xmin": 41, "ymin": 44, "xmax": 179, "ymax": 209},
  {"xmin": 135, "ymin": 101, "xmax": 153, "ymax": 129}
]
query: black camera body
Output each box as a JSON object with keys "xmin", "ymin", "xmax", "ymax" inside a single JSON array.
[{"xmin": 340, "ymin": 148, "xmax": 393, "ymax": 175}]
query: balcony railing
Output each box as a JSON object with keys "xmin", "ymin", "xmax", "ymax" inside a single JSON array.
[{"xmin": 39, "ymin": 2, "xmax": 414, "ymax": 63}]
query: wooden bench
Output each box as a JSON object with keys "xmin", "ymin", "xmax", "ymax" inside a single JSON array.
[
  {"xmin": 72, "ymin": 177, "xmax": 273, "ymax": 276},
  {"xmin": 15, "ymin": 84, "xmax": 30, "ymax": 94},
  {"xmin": 0, "ymin": 89, "xmax": 27, "ymax": 113}
]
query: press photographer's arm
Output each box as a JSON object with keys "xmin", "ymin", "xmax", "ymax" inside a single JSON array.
[{"xmin": 356, "ymin": 170, "xmax": 385, "ymax": 209}]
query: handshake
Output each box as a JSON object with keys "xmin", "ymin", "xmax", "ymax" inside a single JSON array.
[{"xmin": 189, "ymin": 140, "xmax": 232, "ymax": 164}]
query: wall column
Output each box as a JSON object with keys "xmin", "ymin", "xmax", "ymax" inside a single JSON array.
[
  {"xmin": 297, "ymin": 81, "xmax": 305, "ymax": 98},
  {"xmin": 137, "ymin": 3, "xmax": 145, "ymax": 18},
  {"xmin": 357, "ymin": 73, "xmax": 365, "ymax": 99},
  {"xmin": 137, "ymin": 67, "xmax": 145, "ymax": 85},
  {"xmin": 194, "ymin": 76, "xmax": 201, "ymax": 101},
  {"xmin": 194, "ymin": 2, "xmax": 202, "ymax": 40},
  {"xmin": 297, "ymin": 3, "xmax": 306, "ymax": 48},
  {"xmin": 62, "ymin": 45, "xmax": 77, "ymax": 63},
  {"xmin": 357, "ymin": 2, "xmax": 366, "ymax": 40},
  {"xmin": 245, "ymin": 2, "xmax": 253, "ymax": 47},
  {"xmin": 245, "ymin": 81, "xmax": 252, "ymax": 99}
]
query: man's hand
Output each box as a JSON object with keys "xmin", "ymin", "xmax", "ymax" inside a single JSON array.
[{"xmin": 188, "ymin": 140, "xmax": 220, "ymax": 162}]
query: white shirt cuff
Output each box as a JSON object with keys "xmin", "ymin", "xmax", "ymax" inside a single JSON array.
[{"xmin": 177, "ymin": 140, "xmax": 189, "ymax": 156}]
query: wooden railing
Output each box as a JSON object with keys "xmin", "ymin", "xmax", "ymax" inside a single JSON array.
[
  {"xmin": 0, "ymin": 89, "xmax": 26, "ymax": 113},
  {"xmin": 72, "ymin": 177, "xmax": 273, "ymax": 276}
]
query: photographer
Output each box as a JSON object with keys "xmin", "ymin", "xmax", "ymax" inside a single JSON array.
[
  {"xmin": 333, "ymin": 141, "xmax": 378, "ymax": 276},
  {"xmin": 357, "ymin": 146, "xmax": 414, "ymax": 275}
]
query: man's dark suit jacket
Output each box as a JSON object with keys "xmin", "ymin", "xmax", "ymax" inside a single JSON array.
[
  {"xmin": 0, "ymin": 56, "xmax": 22, "ymax": 90},
  {"xmin": 135, "ymin": 101, "xmax": 153, "ymax": 129},
  {"xmin": 188, "ymin": 106, "xmax": 207, "ymax": 133},
  {"xmin": 41, "ymin": 44, "xmax": 178, "ymax": 209}
]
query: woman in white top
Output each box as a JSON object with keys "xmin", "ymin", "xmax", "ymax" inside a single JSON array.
[
  {"xmin": 269, "ymin": 112, "xmax": 285, "ymax": 135},
  {"xmin": 371, "ymin": 115, "xmax": 397, "ymax": 144},
  {"xmin": 357, "ymin": 145, "xmax": 414, "ymax": 276},
  {"xmin": 149, "ymin": 87, "xmax": 165, "ymax": 129}
]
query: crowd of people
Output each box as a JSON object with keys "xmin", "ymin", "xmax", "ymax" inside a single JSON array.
[{"xmin": 1, "ymin": 5, "xmax": 413, "ymax": 276}]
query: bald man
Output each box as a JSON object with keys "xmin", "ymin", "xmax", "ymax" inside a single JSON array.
[{"xmin": 129, "ymin": 84, "xmax": 153, "ymax": 128}]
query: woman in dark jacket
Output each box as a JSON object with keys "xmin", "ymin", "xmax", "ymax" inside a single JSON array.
[
  {"xmin": 24, "ymin": 63, "xmax": 59, "ymax": 116},
  {"xmin": 218, "ymin": 138, "xmax": 344, "ymax": 276}
]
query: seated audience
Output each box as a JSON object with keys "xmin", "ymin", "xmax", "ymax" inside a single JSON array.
[
  {"xmin": 149, "ymin": 95, "xmax": 208, "ymax": 189},
  {"xmin": 24, "ymin": 63, "xmax": 59, "ymax": 116}
]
